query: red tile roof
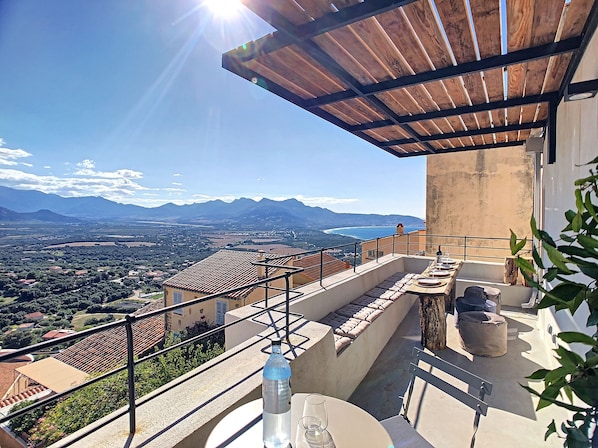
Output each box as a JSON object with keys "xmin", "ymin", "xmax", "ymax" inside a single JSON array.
[
  {"xmin": 54, "ymin": 301, "xmax": 165, "ymax": 374},
  {"xmin": 0, "ymin": 385, "xmax": 48, "ymax": 409},
  {"xmin": 163, "ymin": 250, "xmax": 292, "ymax": 299},
  {"xmin": 42, "ymin": 329, "xmax": 76, "ymax": 340},
  {"xmin": 293, "ymin": 252, "xmax": 350, "ymax": 282}
]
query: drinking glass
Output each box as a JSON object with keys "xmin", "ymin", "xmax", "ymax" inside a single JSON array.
[
  {"xmin": 303, "ymin": 394, "xmax": 328, "ymax": 430},
  {"xmin": 295, "ymin": 416, "xmax": 323, "ymax": 448}
]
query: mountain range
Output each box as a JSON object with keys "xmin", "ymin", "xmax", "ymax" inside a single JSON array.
[{"xmin": 0, "ymin": 186, "xmax": 424, "ymax": 229}]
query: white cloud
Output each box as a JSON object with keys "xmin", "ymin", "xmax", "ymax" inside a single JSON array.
[
  {"xmin": 268, "ymin": 195, "xmax": 359, "ymax": 207},
  {"xmin": 191, "ymin": 193, "xmax": 237, "ymax": 203},
  {"xmin": 0, "ymin": 140, "xmax": 32, "ymax": 166},
  {"xmin": 172, "ymin": 182, "xmax": 182, "ymax": 186},
  {"xmin": 73, "ymin": 159, "xmax": 143, "ymax": 179},
  {"xmin": 173, "ymin": 173, "xmax": 183, "ymax": 177}
]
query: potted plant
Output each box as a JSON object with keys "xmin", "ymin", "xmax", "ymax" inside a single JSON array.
[{"xmin": 510, "ymin": 157, "xmax": 598, "ymax": 447}]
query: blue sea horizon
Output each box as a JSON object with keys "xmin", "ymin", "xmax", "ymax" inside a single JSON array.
[{"xmin": 324, "ymin": 225, "xmax": 423, "ymax": 241}]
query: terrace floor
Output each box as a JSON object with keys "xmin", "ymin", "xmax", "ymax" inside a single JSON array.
[{"xmin": 348, "ymin": 302, "xmax": 569, "ymax": 447}]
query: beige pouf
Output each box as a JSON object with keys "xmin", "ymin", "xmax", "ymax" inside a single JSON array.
[
  {"xmin": 482, "ymin": 286, "xmax": 502, "ymax": 314},
  {"xmin": 458, "ymin": 311, "xmax": 507, "ymax": 357}
]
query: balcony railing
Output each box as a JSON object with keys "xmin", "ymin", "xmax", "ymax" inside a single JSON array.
[{"xmin": 0, "ymin": 231, "xmax": 530, "ymax": 445}]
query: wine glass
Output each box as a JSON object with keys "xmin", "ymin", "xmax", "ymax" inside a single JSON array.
[
  {"xmin": 295, "ymin": 416, "xmax": 323, "ymax": 448},
  {"xmin": 303, "ymin": 394, "xmax": 328, "ymax": 430}
]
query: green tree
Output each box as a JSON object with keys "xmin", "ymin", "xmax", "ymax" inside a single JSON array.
[{"xmin": 28, "ymin": 335, "xmax": 224, "ymax": 445}]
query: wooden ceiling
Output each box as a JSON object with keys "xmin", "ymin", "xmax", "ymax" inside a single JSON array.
[{"xmin": 223, "ymin": 0, "xmax": 598, "ymax": 159}]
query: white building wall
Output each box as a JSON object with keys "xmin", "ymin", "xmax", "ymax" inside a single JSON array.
[{"xmin": 541, "ymin": 28, "xmax": 598, "ymax": 341}]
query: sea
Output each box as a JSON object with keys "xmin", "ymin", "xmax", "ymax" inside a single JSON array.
[{"xmin": 324, "ymin": 225, "xmax": 423, "ymax": 241}]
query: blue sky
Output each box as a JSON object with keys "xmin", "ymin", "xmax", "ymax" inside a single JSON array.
[{"xmin": 0, "ymin": 0, "xmax": 426, "ymax": 217}]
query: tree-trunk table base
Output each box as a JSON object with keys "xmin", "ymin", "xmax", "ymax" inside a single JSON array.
[{"xmin": 419, "ymin": 294, "xmax": 447, "ymax": 350}]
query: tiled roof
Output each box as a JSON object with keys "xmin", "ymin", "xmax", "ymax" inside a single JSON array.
[
  {"xmin": 293, "ymin": 252, "xmax": 350, "ymax": 282},
  {"xmin": 54, "ymin": 301, "xmax": 165, "ymax": 374},
  {"xmin": 163, "ymin": 250, "xmax": 292, "ymax": 299},
  {"xmin": 42, "ymin": 329, "xmax": 76, "ymax": 340},
  {"xmin": 0, "ymin": 385, "xmax": 48, "ymax": 409}
]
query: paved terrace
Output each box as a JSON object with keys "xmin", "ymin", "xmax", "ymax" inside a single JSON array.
[
  {"xmin": 51, "ymin": 255, "xmax": 568, "ymax": 448},
  {"xmin": 350, "ymin": 303, "xmax": 568, "ymax": 448}
]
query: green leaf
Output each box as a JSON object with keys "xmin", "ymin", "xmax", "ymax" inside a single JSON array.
[
  {"xmin": 575, "ymin": 188, "xmax": 584, "ymax": 214},
  {"xmin": 509, "ymin": 230, "xmax": 526, "ymax": 255},
  {"xmin": 584, "ymin": 191, "xmax": 598, "ymax": 222},
  {"xmin": 572, "ymin": 213, "xmax": 583, "ymax": 232},
  {"xmin": 530, "ymin": 215, "xmax": 541, "ymax": 240},
  {"xmin": 560, "ymin": 233, "xmax": 576, "ymax": 243},
  {"xmin": 544, "ymin": 267, "xmax": 560, "ymax": 282},
  {"xmin": 554, "ymin": 345, "xmax": 584, "ymax": 367},
  {"xmin": 531, "ymin": 244, "xmax": 545, "ymax": 269},
  {"xmin": 539, "ymin": 230, "xmax": 556, "ymax": 247},
  {"xmin": 526, "ymin": 369, "xmax": 550, "ymax": 380},
  {"xmin": 544, "ymin": 243, "xmax": 574, "ymax": 273},
  {"xmin": 577, "ymin": 234, "xmax": 598, "ymax": 250},
  {"xmin": 515, "ymin": 257, "xmax": 534, "ymax": 274},
  {"xmin": 544, "ymin": 420, "xmax": 557, "ymax": 441},
  {"xmin": 557, "ymin": 332, "xmax": 598, "ymax": 347}
]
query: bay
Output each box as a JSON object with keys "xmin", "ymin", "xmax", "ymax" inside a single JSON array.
[{"xmin": 324, "ymin": 225, "xmax": 422, "ymax": 241}]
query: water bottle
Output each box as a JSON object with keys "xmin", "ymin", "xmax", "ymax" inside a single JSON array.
[
  {"xmin": 436, "ymin": 245, "xmax": 443, "ymax": 264},
  {"xmin": 263, "ymin": 338, "xmax": 292, "ymax": 448}
]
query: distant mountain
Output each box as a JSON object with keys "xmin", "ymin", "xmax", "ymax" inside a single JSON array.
[
  {"xmin": 0, "ymin": 206, "xmax": 80, "ymax": 223},
  {"xmin": 0, "ymin": 186, "xmax": 424, "ymax": 229}
]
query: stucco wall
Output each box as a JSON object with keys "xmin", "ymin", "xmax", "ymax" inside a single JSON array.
[{"xmin": 426, "ymin": 145, "xmax": 535, "ymax": 260}]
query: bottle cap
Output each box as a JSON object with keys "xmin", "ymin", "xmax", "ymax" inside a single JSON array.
[{"xmin": 271, "ymin": 338, "xmax": 282, "ymax": 346}]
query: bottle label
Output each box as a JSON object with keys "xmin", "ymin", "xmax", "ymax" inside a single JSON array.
[{"xmin": 263, "ymin": 378, "xmax": 291, "ymax": 414}]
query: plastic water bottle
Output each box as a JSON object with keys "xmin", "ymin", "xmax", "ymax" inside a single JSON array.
[{"xmin": 263, "ymin": 338, "xmax": 292, "ymax": 448}]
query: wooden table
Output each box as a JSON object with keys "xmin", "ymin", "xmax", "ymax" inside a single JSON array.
[
  {"xmin": 406, "ymin": 261, "xmax": 463, "ymax": 350},
  {"xmin": 205, "ymin": 393, "xmax": 393, "ymax": 447}
]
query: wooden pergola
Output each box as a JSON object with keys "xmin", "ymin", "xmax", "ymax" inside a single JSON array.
[{"xmin": 223, "ymin": 0, "xmax": 598, "ymax": 162}]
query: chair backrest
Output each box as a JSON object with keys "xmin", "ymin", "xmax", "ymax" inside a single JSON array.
[{"xmin": 401, "ymin": 347, "xmax": 492, "ymax": 448}]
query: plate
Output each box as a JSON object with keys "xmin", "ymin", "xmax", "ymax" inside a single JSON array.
[
  {"xmin": 428, "ymin": 270, "xmax": 450, "ymax": 277},
  {"xmin": 436, "ymin": 264, "xmax": 455, "ymax": 270},
  {"xmin": 441, "ymin": 258, "xmax": 456, "ymax": 264},
  {"xmin": 417, "ymin": 278, "xmax": 442, "ymax": 286}
]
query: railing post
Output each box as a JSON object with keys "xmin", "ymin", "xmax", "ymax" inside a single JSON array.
[
  {"xmin": 463, "ymin": 236, "xmax": 468, "ymax": 261},
  {"xmin": 264, "ymin": 264, "xmax": 269, "ymax": 307},
  {"xmin": 354, "ymin": 242, "xmax": 358, "ymax": 272},
  {"xmin": 285, "ymin": 273, "xmax": 291, "ymax": 342},
  {"xmin": 125, "ymin": 314, "xmax": 136, "ymax": 435},
  {"xmin": 392, "ymin": 234, "xmax": 395, "ymax": 255},
  {"xmin": 319, "ymin": 249, "xmax": 324, "ymax": 287},
  {"xmin": 407, "ymin": 232, "xmax": 410, "ymax": 255},
  {"xmin": 376, "ymin": 238, "xmax": 380, "ymax": 262}
]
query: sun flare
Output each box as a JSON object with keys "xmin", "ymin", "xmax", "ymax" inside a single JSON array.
[{"xmin": 204, "ymin": 0, "xmax": 244, "ymax": 19}]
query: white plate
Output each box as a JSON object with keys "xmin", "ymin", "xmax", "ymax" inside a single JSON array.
[
  {"xmin": 429, "ymin": 270, "xmax": 450, "ymax": 277},
  {"xmin": 436, "ymin": 264, "xmax": 454, "ymax": 270},
  {"xmin": 441, "ymin": 258, "xmax": 456, "ymax": 264},
  {"xmin": 417, "ymin": 278, "xmax": 442, "ymax": 286}
]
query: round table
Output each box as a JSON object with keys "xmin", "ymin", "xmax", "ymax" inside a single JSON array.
[{"xmin": 205, "ymin": 393, "xmax": 393, "ymax": 447}]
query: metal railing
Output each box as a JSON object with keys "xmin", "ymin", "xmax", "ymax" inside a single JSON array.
[{"xmin": 0, "ymin": 231, "xmax": 530, "ymax": 444}]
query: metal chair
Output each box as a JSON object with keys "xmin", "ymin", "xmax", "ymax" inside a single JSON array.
[{"xmin": 399, "ymin": 347, "xmax": 493, "ymax": 448}]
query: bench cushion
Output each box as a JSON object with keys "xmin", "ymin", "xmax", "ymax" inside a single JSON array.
[
  {"xmin": 319, "ymin": 312, "xmax": 370, "ymax": 339},
  {"xmin": 335, "ymin": 303, "xmax": 384, "ymax": 323},
  {"xmin": 351, "ymin": 295, "xmax": 394, "ymax": 310}
]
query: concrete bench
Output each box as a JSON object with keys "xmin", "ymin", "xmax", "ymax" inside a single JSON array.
[{"xmin": 318, "ymin": 272, "xmax": 413, "ymax": 354}]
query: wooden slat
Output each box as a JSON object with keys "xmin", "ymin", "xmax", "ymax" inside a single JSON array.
[
  {"xmin": 520, "ymin": 104, "xmax": 539, "ymax": 123},
  {"xmin": 244, "ymin": 60, "xmax": 315, "ymax": 100},
  {"xmin": 402, "ymin": 1, "xmax": 453, "ymax": 69},
  {"xmin": 294, "ymin": 0, "xmax": 335, "ymax": 19},
  {"xmin": 364, "ymin": 126, "xmax": 411, "ymax": 142},
  {"xmin": 435, "ymin": 0, "xmax": 486, "ymax": 122},
  {"xmin": 428, "ymin": 118, "xmax": 455, "ymax": 134},
  {"xmin": 322, "ymin": 97, "xmax": 386, "ymax": 124},
  {"xmin": 246, "ymin": 46, "xmax": 349, "ymax": 98},
  {"xmin": 470, "ymin": 0, "xmax": 502, "ymax": 58},
  {"xmin": 506, "ymin": 0, "xmax": 534, "ymax": 130},
  {"xmin": 410, "ymin": 121, "xmax": 436, "ymax": 137},
  {"xmin": 242, "ymin": 0, "xmax": 312, "ymax": 25},
  {"xmin": 561, "ymin": 0, "xmax": 595, "ymax": 39},
  {"xmin": 377, "ymin": 8, "xmax": 429, "ymax": 73},
  {"xmin": 350, "ymin": 17, "xmax": 412, "ymax": 79},
  {"xmin": 377, "ymin": 90, "xmax": 425, "ymax": 115},
  {"xmin": 319, "ymin": 25, "xmax": 391, "ymax": 84},
  {"xmin": 544, "ymin": 54, "xmax": 573, "ymax": 91},
  {"xmin": 525, "ymin": 0, "xmax": 565, "ymax": 95}
]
